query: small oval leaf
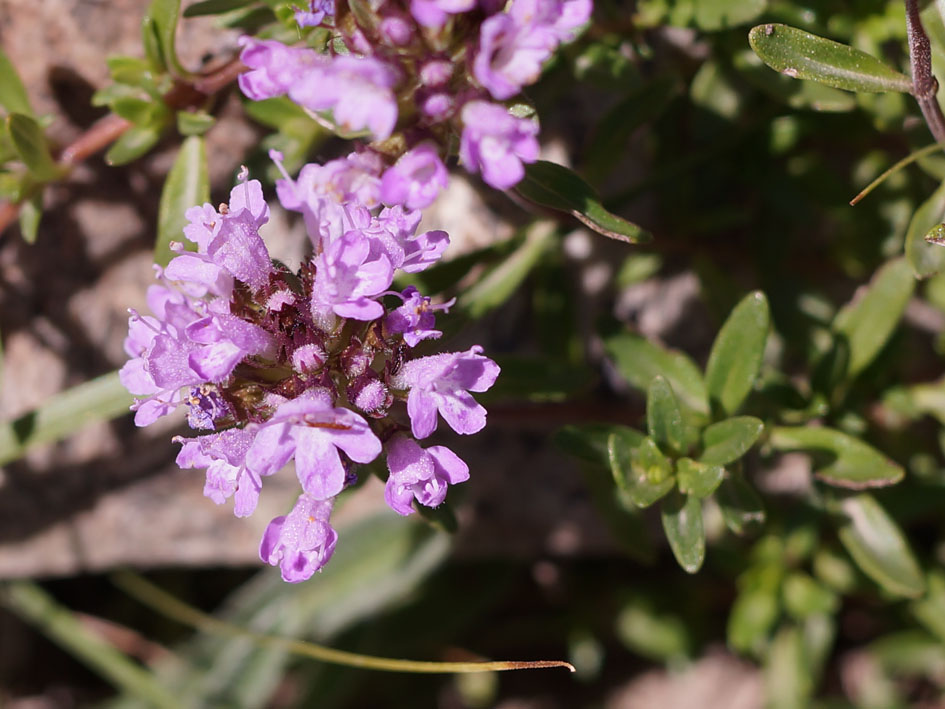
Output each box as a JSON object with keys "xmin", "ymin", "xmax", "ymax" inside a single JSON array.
[
  {"xmin": 660, "ymin": 491, "xmax": 705, "ymax": 573},
  {"xmin": 155, "ymin": 136, "xmax": 209, "ymax": 267},
  {"xmin": 647, "ymin": 376, "xmax": 687, "ymax": 456},
  {"xmin": 748, "ymin": 24, "xmax": 913, "ymax": 94},
  {"xmin": 906, "ymin": 179, "xmax": 945, "ymax": 278},
  {"xmin": 0, "ymin": 47, "xmax": 33, "ymax": 116},
  {"xmin": 836, "ymin": 493, "xmax": 925, "ymax": 598},
  {"xmin": 676, "ymin": 458, "xmax": 725, "ymax": 498},
  {"xmin": 700, "ymin": 416, "xmax": 764, "ymax": 465},
  {"xmin": 604, "ymin": 332, "xmax": 709, "ymax": 416},
  {"xmin": 106, "ymin": 126, "xmax": 162, "ymax": 166},
  {"xmin": 833, "ymin": 257, "xmax": 915, "ymax": 378},
  {"xmin": 7, "ymin": 114, "xmax": 60, "ymax": 182},
  {"xmin": 17, "ymin": 191, "xmax": 42, "ymax": 244},
  {"xmin": 769, "ymin": 426, "xmax": 904, "ymax": 489},
  {"xmin": 515, "ymin": 160, "xmax": 652, "ymax": 244},
  {"xmin": 705, "ymin": 291, "xmax": 770, "ymax": 417},
  {"xmin": 609, "ymin": 435, "xmax": 675, "ymax": 508}
]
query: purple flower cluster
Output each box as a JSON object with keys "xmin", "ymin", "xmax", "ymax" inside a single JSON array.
[
  {"xmin": 238, "ymin": 0, "xmax": 591, "ymax": 191},
  {"xmin": 121, "ymin": 162, "xmax": 498, "ymax": 582}
]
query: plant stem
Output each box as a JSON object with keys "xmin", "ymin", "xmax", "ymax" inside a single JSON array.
[{"xmin": 906, "ymin": 0, "xmax": 945, "ymax": 144}]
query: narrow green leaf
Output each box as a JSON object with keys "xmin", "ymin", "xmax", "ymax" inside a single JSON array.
[
  {"xmin": 676, "ymin": 458, "xmax": 725, "ymax": 498},
  {"xmin": 646, "ymin": 376, "xmax": 686, "ymax": 455},
  {"xmin": 17, "ymin": 190, "xmax": 42, "ymax": 244},
  {"xmin": 906, "ymin": 179, "xmax": 945, "ymax": 278},
  {"xmin": 748, "ymin": 24, "xmax": 913, "ymax": 94},
  {"xmin": 783, "ymin": 573, "xmax": 838, "ymax": 619},
  {"xmin": 836, "ymin": 494, "xmax": 925, "ymax": 598},
  {"xmin": 554, "ymin": 424, "xmax": 645, "ymax": 469},
  {"xmin": 608, "ymin": 435, "xmax": 675, "ymax": 508},
  {"xmin": 141, "ymin": 15, "xmax": 166, "ymax": 73},
  {"xmin": 704, "ymin": 291, "xmax": 770, "ymax": 417},
  {"xmin": 0, "ymin": 47, "xmax": 33, "ymax": 116},
  {"xmin": 459, "ymin": 222, "xmax": 555, "ymax": 318},
  {"xmin": 183, "ymin": 0, "xmax": 252, "ymax": 16},
  {"xmin": 660, "ymin": 491, "xmax": 705, "ymax": 573},
  {"xmin": 0, "ymin": 371, "xmax": 132, "ymax": 466},
  {"xmin": 764, "ymin": 626, "xmax": 813, "ymax": 709},
  {"xmin": 700, "ymin": 416, "xmax": 764, "ymax": 465},
  {"xmin": 717, "ymin": 469, "xmax": 765, "ymax": 534},
  {"xmin": 728, "ymin": 586, "xmax": 780, "ymax": 653},
  {"xmin": 909, "ymin": 572, "xmax": 945, "ymax": 645},
  {"xmin": 0, "ymin": 582, "xmax": 179, "ymax": 708},
  {"xmin": 155, "ymin": 136, "xmax": 209, "ymax": 266},
  {"xmin": 833, "ymin": 257, "xmax": 914, "ymax": 378},
  {"xmin": 106, "ymin": 56, "xmax": 154, "ymax": 86},
  {"xmin": 105, "ymin": 125, "xmax": 162, "ymax": 166},
  {"xmin": 145, "ymin": 0, "xmax": 187, "ymax": 76},
  {"xmin": 604, "ymin": 332, "xmax": 709, "ymax": 416},
  {"xmin": 585, "ymin": 77, "xmax": 677, "ymax": 183},
  {"xmin": 112, "ymin": 97, "xmax": 158, "ymax": 124},
  {"xmin": 177, "ymin": 110, "xmax": 216, "ymax": 136},
  {"xmin": 734, "ymin": 47, "xmax": 857, "ymax": 112},
  {"xmin": 7, "ymin": 113, "xmax": 60, "ymax": 181},
  {"xmin": 515, "ymin": 160, "xmax": 652, "ymax": 244},
  {"xmin": 769, "ymin": 425, "xmax": 904, "ymax": 489}
]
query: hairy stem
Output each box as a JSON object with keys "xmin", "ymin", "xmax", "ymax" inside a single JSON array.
[{"xmin": 906, "ymin": 0, "xmax": 945, "ymax": 144}]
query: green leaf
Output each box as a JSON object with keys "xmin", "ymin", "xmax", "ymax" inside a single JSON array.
[
  {"xmin": 783, "ymin": 573, "xmax": 838, "ymax": 619},
  {"xmin": 833, "ymin": 257, "xmax": 914, "ymax": 378},
  {"xmin": 183, "ymin": 0, "xmax": 252, "ymax": 16},
  {"xmin": 515, "ymin": 160, "xmax": 652, "ymax": 244},
  {"xmin": 676, "ymin": 458, "xmax": 725, "ymax": 498},
  {"xmin": 604, "ymin": 332, "xmax": 709, "ymax": 416},
  {"xmin": 585, "ymin": 77, "xmax": 677, "ymax": 183},
  {"xmin": 660, "ymin": 490, "xmax": 705, "ymax": 573},
  {"xmin": 835, "ymin": 493, "xmax": 925, "ymax": 598},
  {"xmin": 155, "ymin": 136, "xmax": 209, "ymax": 267},
  {"xmin": 554, "ymin": 424, "xmax": 645, "ymax": 469},
  {"xmin": 646, "ymin": 375, "xmax": 687, "ymax": 455},
  {"xmin": 716, "ymin": 469, "xmax": 765, "ymax": 534},
  {"xmin": 694, "ymin": 0, "xmax": 765, "ymax": 31},
  {"xmin": 905, "ymin": 179, "xmax": 945, "ymax": 278},
  {"xmin": 459, "ymin": 222, "xmax": 555, "ymax": 318},
  {"xmin": 18, "ymin": 190, "xmax": 42, "ymax": 244},
  {"xmin": 0, "ymin": 371, "xmax": 132, "ymax": 466},
  {"xmin": 105, "ymin": 126, "xmax": 162, "ymax": 166},
  {"xmin": 609, "ymin": 435, "xmax": 675, "ymax": 508},
  {"xmin": 764, "ymin": 626, "xmax": 813, "ymax": 709},
  {"xmin": 728, "ymin": 586, "xmax": 780, "ymax": 653},
  {"xmin": 909, "ymin": 572, "xmax": 945, "ymax": 645},
  {"xmin": 177, "ymin": 110, "xmax": 216, "ymax": 136},
  {"xmin": 112, "ymin": 97, "xmax": 158, "ymax": 124},
  {"xmin": 0, "ymin": 582, "xmax": 179, "ymax": 709},
  {"xmin": 144, "ymin": 0, "xmax": 187, "ymax": 76},
  {"xmin": 141, "ymin": 15, "xmax": 166, "ymax": 74},
  {"xmin": 0, "ymin": 47, "xmax": 33, "ymax": 116},
  {"xmin": 748, "ymin": 24, "xmax": 913, "ymax": 94},
  {"xmin": 616, "ymin": 599, "xmax": 691, "ymax": 662},
  {"xmin": 734, "ymin": 47, "xmax": 857, "ymax": 112},
  {"xmin": 704, "ymin": 291, "xmax": 770, "ymax": 418},
  {"xmin": 700, "ymin": 416, "xmax": 764, "ymax": 465},
  {"xmin": 7, "ymin": 113, "xmax": 60, "ymax": 181},
  {"xmin": 106, "ymin": 56, "xmax": 154, "ymax": 86},
  {"xmin": 769, "ymin": 426, "xmax": 904, "ymax": 489}
]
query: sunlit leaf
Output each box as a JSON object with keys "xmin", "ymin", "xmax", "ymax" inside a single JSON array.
[
  {"xmin": 905, "ymin": 179, "xmax": 945, "ymax": 278},
  {"xmin": 660, "ymin": 490, "xmax": 705, "ymax": 573},
  {"xmin": 646, "ymin": 375, "xmax": 687, "ymax": 455},
  {"xmin": 704, "ymin": 291, "xmax": 769, "ymax": 417},
  {"xmin": 7, "ymin": 113, "xmax": 60, "ymax": 181},
  {"xmin": 769, "ymin": 426, "xmax": 904, "ymax": 489},
  {"xmin": 836, "ymin": 494, "xmax": 925, "ymax": 598},
  {"xmin": 0, "ymin": 46, "xmax": 33, "ymax": 116},
  {"xmin": 17, "ymin": 190, "xmax": 42, "ymax": 244},
  {"xmin": 609, "ymin": 435, "xmax": 675, "ymax": 508},
  {"xmin": 833, "ymin": 257, "xmax": 914, "ymax": 378},
  {"xmin": 106, "ymin": 125, "xmax": 162, "ymax": 166},
  {"xmin": 748, "ymin": 24, "xmax": 912, "ymax": 94},
  {"xmin": 700, "ymin": 416, "xmax": 764, "ymax": 466},
  {"xmin": 515, "ymin": 160, "xmax": 652, "ymax": 244},
  {"xmin": 145, "ymin": 0, "xmax": 187, "ymax": 76},
  {"xmin": 676, "ymin": 458, "xmax": 725, "ymax": 498},
  {"xmin": 155, "ymin": 135, "xmax": 209, "ymax": 266},
  {"xmin": 604, "ymin": 332, "xmax": 709, "ymax": 416}
]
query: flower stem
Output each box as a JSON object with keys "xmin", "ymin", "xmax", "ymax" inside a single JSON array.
[{"xmin": 112, "ymin": 570, "xmax": 575, "ymax": 675}]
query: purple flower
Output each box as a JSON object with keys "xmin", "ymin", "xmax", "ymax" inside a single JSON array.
[
  {"xmin": 520, "ymin": 0, "xmax": 592, "ymax": 42},
  {"xmin": 372, "ymin": 206, "xmax": 449, "ymax": 272},
  {"xmin": 238, "ymin": 38, "xmax": 326, "ymax": 101},
  {"xmin": 459, "ymin": 101, "xmax": 539, "ymax": 189},
  {"xmin": 260, "ymin": 494, "xmax": 338, "ymax": 582},
  {"xmin": 379, "ymin": 7, "xmax": 416, "ymax": 46},
  {"xmin": 289, "ymin": 56, "xmax": 400, "ymax": 140},
  {"xmin": 410, "ymin": 0, "xmax": 476, "ymax": 28},
  {"xmin": 473, "ymin": 11, "xmax": 556, "ymax": 100},
  {"xmin": 380, "ymin": 143, "xmax": 449, "ymax": 210},
  {"xmin": 311, "ymin": 230, "xmax": 393, "ymax": 326},
  {"xmin": 178, "ymin": 178, "xmax": 273, "ymax": 292},
  {"xmin": 246, "ymin": 389, "xmax": 383, "ymax": 499},
  {"xmin": 386, "ymin": 286, "xmax": 453, "ymax": 346},
  {"xmin": 176, "ymin": 428, "xmax": 262, "ymax": 517},
  {"xmin": 391, "ymin": 345, "xmax": 500, "ymax": 439},
  {"xmin": 294, "ymin": 0, "xmax": 334, "ymax": 27},
  {"xmin": 385, "ymin": 436, "xmax": 469, "ymax": 515},
  {"xmin": 184, "ymin": 312, "xmax": 276, "ymax": 381}
]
